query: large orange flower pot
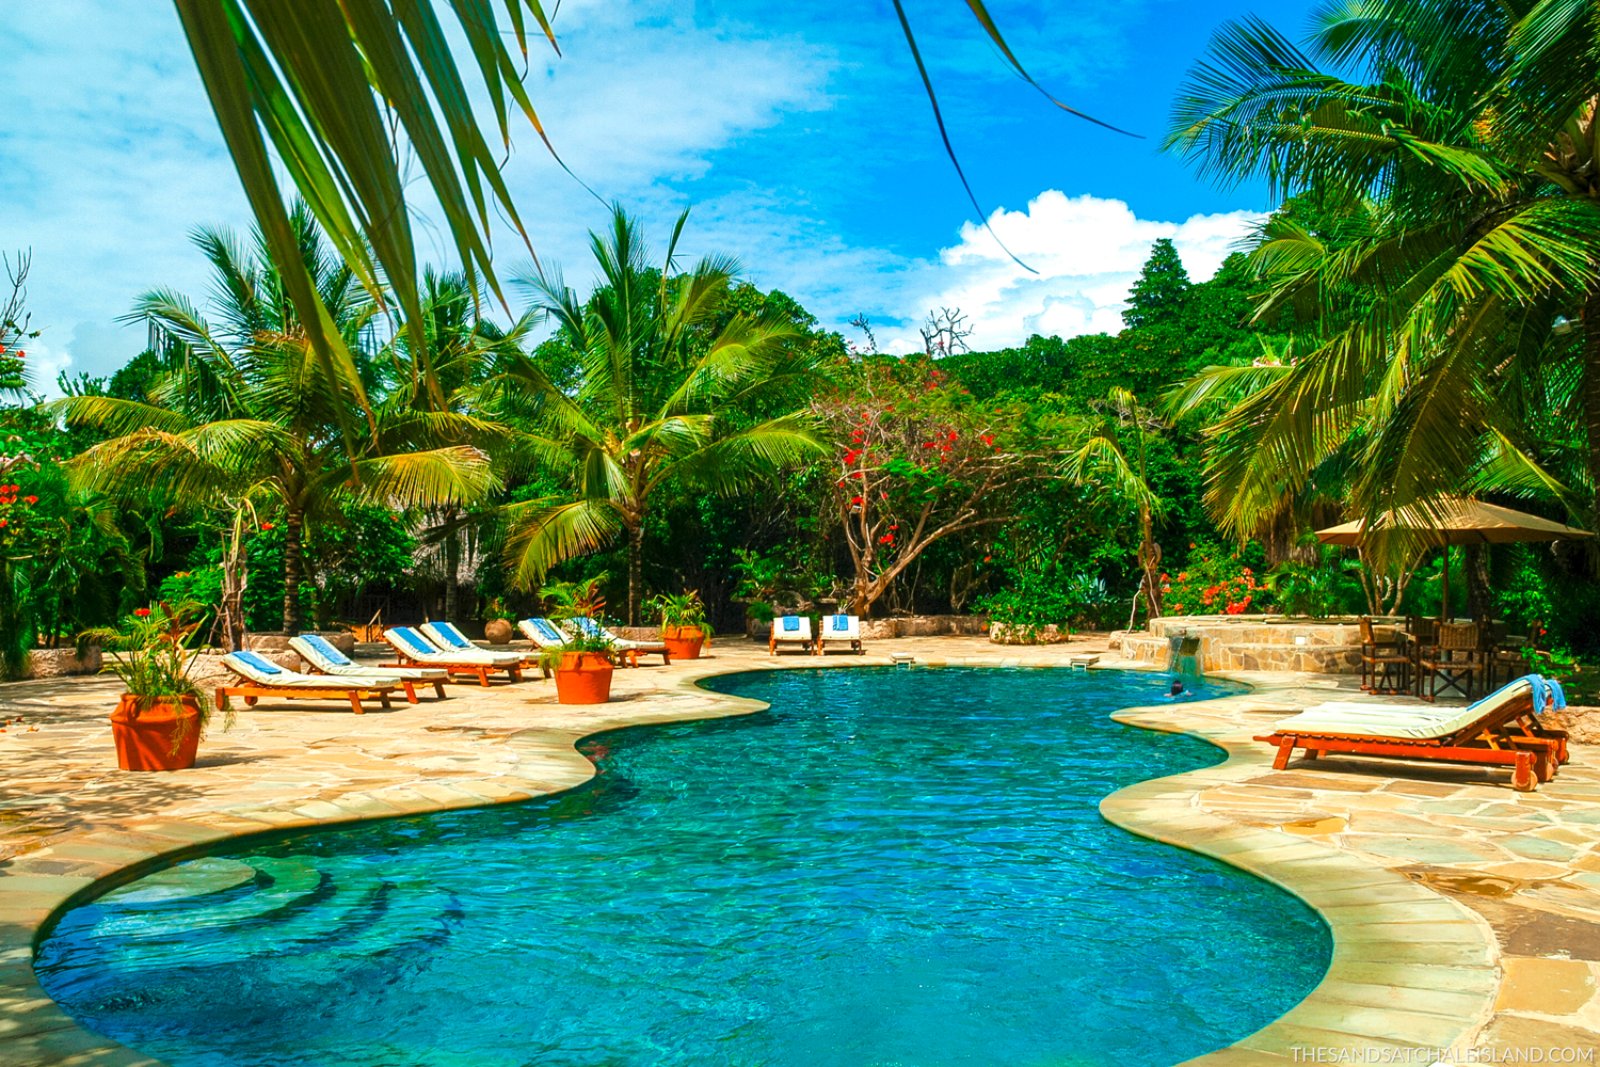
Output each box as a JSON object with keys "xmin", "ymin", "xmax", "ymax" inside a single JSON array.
[
  {"xmin": 661, "ymin": 626, "xmax": 706, "ymax": 661},
  {"xmin": 110, "ymin": 695, "xmax": 202, "ymax": 772},
  {"xmin": 554, "ymin": 652, "xmax": 614, "ymax": 705}
]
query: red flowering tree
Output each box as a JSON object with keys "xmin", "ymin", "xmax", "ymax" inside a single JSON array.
[{"xmin": 814, "ymin": 358, "xmax": 1046, "ymax": 616}]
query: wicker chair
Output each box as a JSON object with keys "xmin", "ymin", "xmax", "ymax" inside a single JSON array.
[
  {"xmin": 1359, "ymin": 617, "xmax": 1412, "ymax": 695},
  {"xmin": 1419, "ymin": 621, "xmax": 1481, "ymax": 702}
]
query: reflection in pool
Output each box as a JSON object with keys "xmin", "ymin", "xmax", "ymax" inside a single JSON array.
[{"xmin": 37, "ymin": 667, "xmax": 1329, "ymax": 1066}]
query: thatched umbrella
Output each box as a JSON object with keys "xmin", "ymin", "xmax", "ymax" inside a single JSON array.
[{"xmin": 1315, "ymin": 498, "xmax": 1593, "ymax": 619}]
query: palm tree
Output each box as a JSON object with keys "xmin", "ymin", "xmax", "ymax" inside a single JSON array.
[
  {"xmin": 55, "ymin": 208, "xmax": 498, "ymax": 635},
  {"xmin": 1164, "ymin": 0, "xmax": 1600, "ymax": 561},
  {"xmin": 382, "ymin": 269, "xmax": 537, "ymax": 624},
  {"xmin": 486, "ymin": 206, "xmax": 823, "ymax": 623},
  {"xmin": 1063, "ymin": 388, "xmax": 1168, "ymax": 618}
]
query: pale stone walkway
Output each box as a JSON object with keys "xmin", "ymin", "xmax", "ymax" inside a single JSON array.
[{"xmin": 0, "ymin": 636, "xmax": 1596, "ymax": 1064}]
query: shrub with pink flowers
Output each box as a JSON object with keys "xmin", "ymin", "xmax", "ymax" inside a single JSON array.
[{"xmin": 1159, "ymin": 541, "xmax": 1268, "ymax": 616}]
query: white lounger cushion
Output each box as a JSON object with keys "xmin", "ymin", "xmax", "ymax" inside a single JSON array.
[
  {"xmin": 290, "ymin": 635, "xmax": 448, "ymax": 682},
  {"xmin": 819, "ymin": 614, "xmax": 860, "ymax": 641},
  {"xmin": 387, "ymin": 627, "xmax": 517, "ymax": 667},
  {"xmin": 519, "ymin": 617, "xmax": 569, "ymax": 649},
  {"xmin": 569, "ymin": 617, "xmax": 667, "ymax": 652},
  {"xmin": 420, "ymin": 622, "xmax": 524, "ymax": 666},
  {"xmin": 224, "ymin": 651, "xmax": 400, "ymax": 689},
  {"xmin": 771, "ymin": 616, "xmax": 813, "ymax": 641},
  {"xmin": 1273, "ymin": 680, "xmax": 1533, "ymax": 740}
]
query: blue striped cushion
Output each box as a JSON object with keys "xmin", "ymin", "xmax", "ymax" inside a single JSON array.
[
  {"xmin": 781, "ymin": 616, "xmax": 800, "ymax": 632},
  {"xmin": 393, "ymin": 628, "xmax": 435, "ymax": 655},
  {"xmin": 432, "ymin": 622, "xmax": 472, "ymax": 649}
]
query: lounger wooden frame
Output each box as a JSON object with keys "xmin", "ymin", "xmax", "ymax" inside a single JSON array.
[
  {"xmin": 1256, "ymin": 690, "xmax": 1569, "ymax": 792},
  {"xmin": 214, "ymin": 683, "xmax": 398, "ymax": 715}
]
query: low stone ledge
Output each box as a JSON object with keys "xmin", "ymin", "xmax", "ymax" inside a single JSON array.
[{"xmin": 24, "ymin": 647, "xmax": 102, "ymax": 680}]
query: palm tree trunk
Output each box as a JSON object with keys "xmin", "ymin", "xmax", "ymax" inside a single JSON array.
[
  {"xmin": 282, "ymin": 507, "xmax": 305, "ymax": 634},
  {"xmin": 443, "ymin": 520, "xmax": 461, "ymax": 623},
  {"xmin": 627, "ymin": 522, "xmax": 643, "ymax": 625},
  {"xmin": 1585, "ymin": 293, "xmax": 1600, "ymax": 512}
]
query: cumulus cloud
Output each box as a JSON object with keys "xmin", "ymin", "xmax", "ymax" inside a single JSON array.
[{"xmin": 872, "ymin": 191, "xmax": 1266, "ymax": 353}]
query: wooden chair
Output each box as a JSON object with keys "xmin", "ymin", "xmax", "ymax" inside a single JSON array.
[
  {"xmin": 1418, "ymin": 621, "xmax": 1481, "ymax": 702},
  {"xmin": 1359, "ymin": 617, "xmax": 1411, "ymax": 695}
]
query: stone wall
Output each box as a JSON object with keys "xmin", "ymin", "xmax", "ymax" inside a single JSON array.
[
  {"xmin": 24, "ymin": 646, "xmax": 103, "ymax": 680},
  {"xmin": 1111, "ymin": 615, "xmax": 1368, "ymax": 675},
  {"xmin": 988, "ymin": 623, "xmax": 1074, "ymax": 646}
]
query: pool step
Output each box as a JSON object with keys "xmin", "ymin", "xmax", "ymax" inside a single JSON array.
[
  {"xmin": 87, "ymin": 856, "xmax": 327, "ymax": 942},
  {"xmin": 99, "ymin": 857, "xmax": 259, "ymax": 908}
]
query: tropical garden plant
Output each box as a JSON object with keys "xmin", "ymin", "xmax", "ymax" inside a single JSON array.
[
  {"xmin": 1164, "ymin": 0, "xmax": 1600, "ymax": 568},
  {"xmin": 53, "ymin": 207, "xmax": 498, "ymax": 636},
  {"xmin": 487, "ymin": 206, "xmax": 823, "ymax": 623}
]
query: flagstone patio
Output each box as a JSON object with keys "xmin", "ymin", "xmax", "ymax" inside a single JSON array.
[{"xmin": 0, "ymin": 636, "xmax": 1596, "ymax": 1064}]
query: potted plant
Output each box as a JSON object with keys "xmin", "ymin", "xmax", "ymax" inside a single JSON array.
[
  {"xmin": 87, "ymin": 601, "xmax": 219, "ymax": 772},
  {"xmin": 651, "ymin": 591, "xmax": 709, "ymax": 660},
  {"xmin": 539, "ymin": 579, "xmax": 616, "ymax": 705}
]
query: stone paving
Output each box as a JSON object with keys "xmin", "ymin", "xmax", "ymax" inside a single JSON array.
[{"xmin": 0, "ymin": 636, "xmax": 1596, "ymax": 1065}]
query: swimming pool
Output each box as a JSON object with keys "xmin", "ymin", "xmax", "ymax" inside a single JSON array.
[{"xmin": 36, "ymin": 667, "xmax": 1330, "ymax": 1066}]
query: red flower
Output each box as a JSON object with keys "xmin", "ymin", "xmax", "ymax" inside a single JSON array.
[
  {"xmin": 877, "ymin": 533, "xmax": 894, "ymax": 544},
  {"xmin": 22, "ymin": 495, "xmax": 37, "ymax": 505},
  {"xmin": 134, "ymin": 608, "xmax": 151, "ymax": 618},
  {"xmin": 946, "ymin": 430, "xmax": 958, "ymax": 441},
  {"xmin": 849, "ymin": 496, "xmax": 864, "ymax": 506},
  {"xmin": 980, "ymin": 434, "xmax": 994, "ymax": 446},
  {"xmin": 0, "ymin": 519, "xmax": 7, "ymax": 529},
  {"xmin": 851, "ymin": 471, "xmax": 865, "ymax": 479},
  {"xmin": 260, "ymin": 522, "xmax": 276, "ymax": 531}
]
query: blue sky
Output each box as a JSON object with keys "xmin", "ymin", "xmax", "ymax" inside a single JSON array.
[{"xmin": 0, "ymin": 0, "xmax": 1314, "ymax": 384}]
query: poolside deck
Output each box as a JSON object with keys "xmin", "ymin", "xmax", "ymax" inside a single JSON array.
[{"xmin": 1, "ymin": 636, "xmax": 1596, "ymax": 1063}]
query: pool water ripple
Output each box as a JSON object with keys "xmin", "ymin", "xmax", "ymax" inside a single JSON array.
[{"xmin": 36, "ymin": 667, "xmax": 1331, "ymax": 1066}]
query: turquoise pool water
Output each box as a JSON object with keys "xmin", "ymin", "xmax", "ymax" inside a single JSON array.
[{"xmin": 37, "ymin": 667, "xmax": 1330, "ymax": 1066}]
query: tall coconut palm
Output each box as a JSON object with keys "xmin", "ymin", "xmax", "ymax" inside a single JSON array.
[
  {"xmin": 1165, "ymin": 0, "xmax": 1600, "ymax": 561},
  {"xmin": 486, "ymin": 206, "xmax": 824, "ymax": 623},
  {"xmin": 55, "ymin": 208, "xmax": 498, "ymax": 635}
]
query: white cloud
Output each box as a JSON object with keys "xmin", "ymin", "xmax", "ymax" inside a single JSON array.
[
  {"xmin": 0, "ymin": 1, "xmax": 838, "ymax": 384},
  {"xmin": 871, "ymin": 190, "xmax": 1265, "ymax": 353}
]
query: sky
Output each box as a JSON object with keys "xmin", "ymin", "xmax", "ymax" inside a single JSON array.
[{"xmin": 0, "ymin": 0, "xmax": 1317, "ymax": 386}]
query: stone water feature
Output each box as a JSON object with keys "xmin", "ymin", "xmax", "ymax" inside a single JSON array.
[{"xmin": 1112, "ymin": 615, "xmax": 1368, "ymax": 675}]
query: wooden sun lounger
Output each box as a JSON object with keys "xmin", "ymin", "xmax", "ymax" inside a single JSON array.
[
  {"xmin": 1256, "ymin": 681, "xmax": 1569, "ymax": 792},
  {"xmin": 383, "ymin": 628, "xmax": 523, "ymax": 688},
  {"xmin": 215, "ymin": 682, "xmax": 398, "ymax": 715},
  {"xmin": 217, "ymin": 652, "xmax": 401, "ymax": 715}
]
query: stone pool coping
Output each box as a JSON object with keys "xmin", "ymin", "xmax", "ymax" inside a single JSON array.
[{"xmin": 1, "ymin": 638, "xmax": 1595, "ymax": 1063}]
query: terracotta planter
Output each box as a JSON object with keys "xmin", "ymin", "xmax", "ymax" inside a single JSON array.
[
  {"xmin": 554, "ymin": 651, "xmax": 614, "ymax": 705},
  {"xmin": 110, "ymin": 695, "xmax": 202, "ymax": 772},
  {"xmin": 483, "ymin": 618, "xmax": 514, "ymax": 645},
  {"xmin": 661, "ymin": 625, "xmax": 706, "ymax": 661}
]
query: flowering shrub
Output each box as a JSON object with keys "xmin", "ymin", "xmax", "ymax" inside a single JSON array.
[
  {"xmin": 1160, "ymin": 542, "xmax": 1268, "ymax": 616},
  {"xmin": 814, "ymin": 357, "xmax": 1042, "ymax": 615}
]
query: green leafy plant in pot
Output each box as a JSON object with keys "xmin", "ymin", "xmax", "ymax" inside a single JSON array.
[
  {"xmin": 85, "ymin": 601, "xmax": 222, "ymax": 771},
  {"xmin": 537, "ymin": 578, "xmax": 616, "ymax": 705},
  {"xmin": 650, "ymin": 590, "xmax": 709, "ymax": 660}
]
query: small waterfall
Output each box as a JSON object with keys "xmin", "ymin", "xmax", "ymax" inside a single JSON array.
[{"xmin": 1167, "ymin": 632, "xmax": 1203, "ymax": 678}]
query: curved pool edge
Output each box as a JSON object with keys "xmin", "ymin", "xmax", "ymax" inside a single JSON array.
[
  {"xmin": 1, "ymin": 652, "xmax": 1497, "ymax": 1065},
  {"xmin": 1102, "ymin": 669, "xmax": 1499, "ymax": 1065}
]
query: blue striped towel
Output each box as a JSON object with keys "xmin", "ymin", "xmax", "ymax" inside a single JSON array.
[
  {"xmin": 233, "ymin": 650, "xmax": 282, "ymax": 675},
  {"xmin": 781, "ymin": 616, "xmax": 800, "ymax": 632}
]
